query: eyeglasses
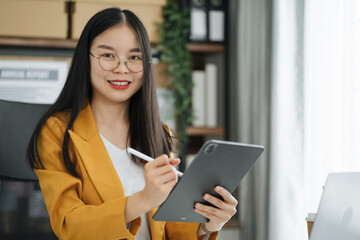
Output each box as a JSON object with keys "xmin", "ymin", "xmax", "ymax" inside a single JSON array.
[{"xmin": 89, "ymin": 52, "xmax": 145, "ymax": 73}]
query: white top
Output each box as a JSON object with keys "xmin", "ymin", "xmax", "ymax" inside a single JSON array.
[{"xmin": 100, "ymin": 134, "xmax": 151, "ymax": 240}]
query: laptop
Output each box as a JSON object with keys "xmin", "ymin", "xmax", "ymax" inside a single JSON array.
[
  {"xmin": 310, "ymin": 172, "xmax": 360, "ymax": 240},
  {"xmin": 153, "ymin": 140, "xmax": 264, "ymax": 222}
]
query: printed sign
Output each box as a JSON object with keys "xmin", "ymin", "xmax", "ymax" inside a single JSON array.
[{"xmin": 0, "ymin": 59, "xmax": 68, "ymax": 104}]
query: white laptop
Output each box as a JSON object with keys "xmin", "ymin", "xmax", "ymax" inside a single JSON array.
[{"xmin": 310, "ymin": 172, "xmax": 360, "ymax": 240}]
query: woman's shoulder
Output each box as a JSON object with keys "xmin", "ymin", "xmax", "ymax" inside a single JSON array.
[
  {"xmin": 161, "ymin": 122, "xmax": 174, "ymax": 150},
  {"xmin": 161, "ymin": 122, "xmax": 170, "ymax": 132},
  {"xmin": 42, "ymin": 110, "xmax": 71, "ymax": 133},
  {"xmin": 161, "ymin": 122, "xmax": 173, "ymax": 135},
  {"xmin": 53, "ymin": 110, "xmax": 71, "ymax": 124}
]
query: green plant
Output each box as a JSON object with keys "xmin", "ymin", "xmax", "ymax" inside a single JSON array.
[{"xmin": 157, "ymin": 0, "xmax": 192, "ymax": 163}]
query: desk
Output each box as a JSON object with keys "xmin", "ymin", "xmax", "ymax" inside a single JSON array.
[{"xmin": 306, "ymin": 213, "xmax": 316, "ymax": 239}]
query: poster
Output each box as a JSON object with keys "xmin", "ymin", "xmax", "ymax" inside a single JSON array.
[{"xmin": 0, "ymin": 58, "xmax": 69, "ymax": 104}]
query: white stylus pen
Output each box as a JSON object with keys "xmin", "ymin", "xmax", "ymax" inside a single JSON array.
[{"xmin": 127, "ymin": 147, "xmax": 183, "ymax": 177}]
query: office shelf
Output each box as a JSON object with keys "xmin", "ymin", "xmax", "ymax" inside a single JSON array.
[
  {"xmin": 0, "ymin": 37, "xmax": 77, "ymax": 49},
  {"xmin": 186, "ymin": 127, "xmax": 225, "ymax": 136},
  {"xmin": 187, "ymin": 43, "xmax": 224, "ymax": 53}
]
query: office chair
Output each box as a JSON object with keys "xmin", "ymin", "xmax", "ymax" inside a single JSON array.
[{"xmin": 0, "ymin": 99, "xmax": 57, "ymax": 239}]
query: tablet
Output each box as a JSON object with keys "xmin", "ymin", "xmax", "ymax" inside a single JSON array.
[{"xmin": 152, "ymin": 139, "xmax": 264, "ymax": 223}]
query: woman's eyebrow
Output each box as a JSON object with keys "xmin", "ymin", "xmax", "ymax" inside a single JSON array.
[
  {"xmin": 97, "ymin": 45, "xmax": 115, "ymax": 50},
  {"xmin": 129, "ymin": 48, "xmax": 141, "ymax": 53},
  {"xmin": 96, "ymin": 45, "xmax": 141, "ymax": 53}
]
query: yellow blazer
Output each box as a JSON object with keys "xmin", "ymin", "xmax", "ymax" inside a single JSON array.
[{"xmin": 35, "ymin": 104, "xmax": 218, "ymax": 240}]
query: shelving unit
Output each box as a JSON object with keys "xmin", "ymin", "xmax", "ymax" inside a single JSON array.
[
  {"xmin": 185, "ymin": 40, "xmax": 227, "ymax": 159},
  {"xmin": 0, "ymin": 9, "xmax": 240, "ymax": 240},
  {"xmin": 183, "ymin": 3, "xmax": 239, "ymax": 232}
]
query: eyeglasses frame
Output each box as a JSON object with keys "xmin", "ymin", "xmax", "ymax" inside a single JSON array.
[{"xmin": 89, "ymin": 52, "xmax": 151, "ymax": 73}]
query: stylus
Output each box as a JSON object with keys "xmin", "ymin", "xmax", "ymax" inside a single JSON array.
[{"xmin": 127, "ymin": 147, "xmax": 183, "ymax": 177}]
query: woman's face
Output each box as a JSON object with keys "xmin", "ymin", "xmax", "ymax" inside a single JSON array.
[{"xmin": 89, "ymin": 24, "xmax": 144, "ymax": 106}]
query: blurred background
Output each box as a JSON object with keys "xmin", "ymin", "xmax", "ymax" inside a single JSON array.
[{"xmin": 0, "ymin": 0, "xmax": 360, "ymax": 240}]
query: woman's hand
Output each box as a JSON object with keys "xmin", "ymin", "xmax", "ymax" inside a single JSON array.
[
  {"xmin": 140, "ymin": 154, "xmax": 180, "ymax": 210},
  {"xmin": 125, "ymin": 155, "xmax": 180, "ymax": 223},
  {"xmin": 195, "ymin": 186, "xmax": 238, "ymax": 234}
]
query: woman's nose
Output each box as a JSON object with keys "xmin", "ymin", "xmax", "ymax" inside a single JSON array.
[{"xmin": 113, "ymin": 59, "xmax": 129, "ymax": 73}]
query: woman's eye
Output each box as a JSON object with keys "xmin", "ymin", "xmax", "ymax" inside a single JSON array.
[
  {"xmin": 129, "ymin": 55, "xmax": 142, "ymax": 61},
  {"xmin": 102, "ymin": 53, "xmax": 115, "ymax": 58}
]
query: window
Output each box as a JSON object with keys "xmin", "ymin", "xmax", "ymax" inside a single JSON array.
[{"xmin": 304, "ymin": 0, "xmax": 360, "ymax": 213}]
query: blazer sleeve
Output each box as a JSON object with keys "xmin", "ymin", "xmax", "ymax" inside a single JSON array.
[{"xmin": 35, "ymin": 117, "xmax": 140, "ymax": 240}]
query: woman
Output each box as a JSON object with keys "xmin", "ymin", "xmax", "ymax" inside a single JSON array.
[{"xmin": 27, "ymin": 8, "xmax": 237, "ymax": 240}]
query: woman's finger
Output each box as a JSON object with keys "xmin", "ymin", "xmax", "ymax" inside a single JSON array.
[
  {"xmin": 203, "ymin": 194, "xmax": 237, "ymax": 216},
  {"xmin": 146, "ymin": 163, "xmax": 174, "ymax": 176},
  {"xmin": 159, "ymin": 169, "xmax": 178, "ymax": 184},
  {"xmin": 149, "ymin": 154, "xmax": 170, "ymax": 167},
  {"xmin": 194, "ymin": 203, "xmax": 228, "ymax": 221},
  {"xmin": 146, "ymin": 156, "xmax": 180, "ymax": 175},
  {"xmin": 168, "ymin": 158, "xmax": 180, "ymax": 166},
  {"xmin": 202, "ymin": 194, "xmax": 226, "ymax": 210},
  {"xmin": 214, "ymin": 186, "xmax": 238, "ymax": 206},
  {"xmin": 194, "ymin": 204, "xmax": 224, "ymax": 223}
]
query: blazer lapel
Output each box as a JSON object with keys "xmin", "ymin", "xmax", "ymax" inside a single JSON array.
[{"xmin": 68, "ymin": 104, "xmax": 125, "ymax": 202}]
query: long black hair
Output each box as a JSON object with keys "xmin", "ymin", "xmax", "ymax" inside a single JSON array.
[{"xmin": 27, "ymin": 8, "xmax": 172, "ymax": 178}]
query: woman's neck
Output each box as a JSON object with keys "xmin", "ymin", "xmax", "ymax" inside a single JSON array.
[
  {"xmin": 91, "ymin": 100, "xmax": 129, "ymax": 125},
  {"xmin": 90, "ymin": 99, "xmax": 130, "ymax": 150}
]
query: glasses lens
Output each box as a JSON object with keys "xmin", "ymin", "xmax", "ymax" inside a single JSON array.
[
  {"xmin": 99, "ymin": 54, "xmax": 119, "ymax": 71},
  {"xmin": 127, "ymin": 56, "xmax": 143, "ymax": 73},
  {"xmin": 99, "ymin": 54, "xmax": 144, "ymax": 72}
]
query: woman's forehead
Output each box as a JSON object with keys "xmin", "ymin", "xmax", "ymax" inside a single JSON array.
[{"xmin": 91, "ymin": 24, "xmax": 140, "ymax": 52}]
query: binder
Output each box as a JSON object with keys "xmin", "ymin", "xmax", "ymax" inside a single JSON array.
[
  {"xmin": 182, "ymin": 0, "xmax": 226, "ymax": 43},
  {"xmin": 207, "ymin": 0, "xmax": 226, "ymax": 42},
  {"xmin": 192, "ymin": 70, "xmax": 206, "ymax": 126},
  {"xmin": 205, "ymin": 63, "xmax": 218, "ymax": 127},
  {"xmin": 185, "ymin": 0, "xmax": 208, "ymax": 42}
]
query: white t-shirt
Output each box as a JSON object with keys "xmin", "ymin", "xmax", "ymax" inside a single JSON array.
[{"xmin": 100, "ymin": 134, "xmax": 151, "ymax": 240}]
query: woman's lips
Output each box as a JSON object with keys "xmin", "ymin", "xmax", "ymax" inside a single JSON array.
[{"xmin": 107, "ymin": 80, "xmax": 131, "ymax": 89}]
